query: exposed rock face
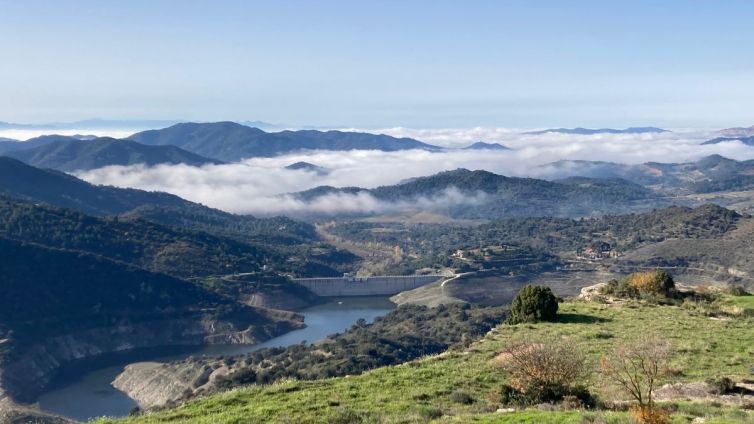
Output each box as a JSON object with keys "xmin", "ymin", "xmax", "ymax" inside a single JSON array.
[
  {"xmin": 0, "ymin": 313, "xmax": 302, "ymax": 406},
  {"xmin": 113, "ymin": 358, "xmax": 232, "ymax": 409},
  {"xmin": 0, "ymin": 395, "xmax": 72, "ymax": 424},
  {"xmin": 578, "ymin": 282, "xmax": 608, "ymax": 301},
  {"xmin": 656, "ymin": 381, "xmax": 754, "ymax": 405}
]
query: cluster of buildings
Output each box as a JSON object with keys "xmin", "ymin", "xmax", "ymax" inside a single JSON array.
[{"xmin": 576, "ymin": 242, "xmax": 618, "ymax": 260}]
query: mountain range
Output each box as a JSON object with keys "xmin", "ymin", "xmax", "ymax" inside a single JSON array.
[
  {"xmin": 714, "ymin": 125, "xmax": 754, "ymax": 138},
  {"xmin": 291, "ymin": 168, "xmax": 657, "ymax": 219},
  {"xmin": 0, "ymin": 135, "xmax": 88, "ymax": 155},
  {"xmin": 523, "ymin": 127, "xmax": 668, "ymax": 135},
  {"xmin": 127, "ymin": 122, "xmax": 441, "ymax": 161},
  {"xmin": 3, "ymin": 137, "xmax": 222, "ymax": 171},
  {"xmin": 540, "ymin": 154, "xmax": 754, "ymax": 193},
  {"xmin": 0, "ymin": 156, "xmax": 356, "ymax": 276},
  {"xmin": 0, "ymin": 156, "xmax": 189, "ymax": 216},
  {"xmin": 0, "ymin": 122, "xmax": 443, "ymax": 167},
  {"xmin": 702, "ymin": 135, "xmax": 754, "ymax": 146}
]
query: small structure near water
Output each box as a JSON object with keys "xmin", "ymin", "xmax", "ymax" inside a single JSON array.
[{"xmin": 292, "ymin": 275, "xmax": 446, "ymax": 297}]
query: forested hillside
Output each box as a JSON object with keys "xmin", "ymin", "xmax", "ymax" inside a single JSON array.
[
  {"xmin": 4, "ymin": 137, "xmax": 221, "ymax": 171},
  {"xmin": 0, "ymin": 196, "xmax": 355, "ymax": 278}
]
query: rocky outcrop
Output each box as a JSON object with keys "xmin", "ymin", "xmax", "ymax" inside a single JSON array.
[
  {"xmin": 113, "ymin": 358, "xmax": 232, "ymax": 409},
  {"xmin": 0, "ymin": 395, "xmax": 72, "ymax": 424},
  {"xmin": 0, "ymin": 313, "xmax": 302, "ymax": 407}
]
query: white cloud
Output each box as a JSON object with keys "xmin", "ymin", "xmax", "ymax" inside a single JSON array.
[{"xmin": 75, "ymin": 128, "xmax": 754, "ymax": 216}]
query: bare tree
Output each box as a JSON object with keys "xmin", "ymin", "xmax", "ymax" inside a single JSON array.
[{"xmin": 600, "ymin": 336, "xmax": 672, "ymax": 422}]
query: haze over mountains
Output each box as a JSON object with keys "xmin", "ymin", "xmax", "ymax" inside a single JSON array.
[
  {"xmin": 2, "ymin": 121, "xmax": 754, "ymax": 219},
  {"xmin": 128, "ymin": 122, "xmax": 441, "ymax": 161},
  {"xmin": 0, "ymin": 135, "xmax": 92, "ymax": 154},
  {"xmin": 523, "ymin": 126, "xmax": 669, "ymax": 135},
  {"xmin": 702, "ymin": 135, "xmax": 754, "ymax": 146},
  {"xmin": 540, "ymin": 154, "xmax": 754, "ymax": 193},
  {"xmin": 0, "ymin": 122, "xmax": 446, "ymax": 172},
  {"xmin": 3, "ymin": 121, "xmax": 754, "ymax": 423},
  {"xmin": 715, "ymin": 125, "xmax": 754, "ymax": 138},
  {"xmin": 289, "ymin": 168, "xmax": 658, "ymax": 219}
]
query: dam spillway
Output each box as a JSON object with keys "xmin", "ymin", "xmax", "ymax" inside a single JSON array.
[{"xmin": 292, "ymin": 275, "xmax": 446, "ymax": 297}]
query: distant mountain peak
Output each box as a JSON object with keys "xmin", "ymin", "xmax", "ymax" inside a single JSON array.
[
  {"xmin": 716, "ymin": 125, "xmax": 754, "ymax": 138},
  {"xmin": 285, "ymin": 161, "xmax": 331, "ymax": 175},
  {"xmin": 702, "ymin": 135, "xmax": 754, "ymax": 146},
  {"xmin": 462, "ymin": 141, "xmax": 511, "ymax": 150}
]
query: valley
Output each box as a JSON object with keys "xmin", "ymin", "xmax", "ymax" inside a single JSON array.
[
  {"xmin": 36, "ymin": 297, "xmax": 394, "ymax": 422},
  {"xmin": 2, "ymin": 122, "xmax": 754, "ymax": 423},
  {"xmin": 7, "ymin": 4, "xmax": 754, "ymax": 423}
]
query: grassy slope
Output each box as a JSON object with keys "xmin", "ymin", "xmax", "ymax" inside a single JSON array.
[{"xmin": 99, "ymin": 298, "xmax": 754, "ymax": 424}]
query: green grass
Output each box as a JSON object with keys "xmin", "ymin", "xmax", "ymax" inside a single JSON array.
[
  {"xmin": 97, "ymin": 297, "xmax": 754, "ymax": 424},
  {"xmin": 721, "ymin": 294, "xmax": 754, "ymax": 317}
]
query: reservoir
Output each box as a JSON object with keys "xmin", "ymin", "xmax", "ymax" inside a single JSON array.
[{"xmin": 36, "ymin": 296, "xmax": 395, "ymax": 422}]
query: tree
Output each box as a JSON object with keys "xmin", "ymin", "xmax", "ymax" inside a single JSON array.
[
  {"xmin": 506, "ymin": 285, "xmax": 559, "ymax": 324},
  {"xmin": 600, "ymin": 337, "xmax": 672, "ymax": 423}
]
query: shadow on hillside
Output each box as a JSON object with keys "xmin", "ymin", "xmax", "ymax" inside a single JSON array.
[{"xmin": 556, "ymin": 313, "xmax": 611, "ymax": 324}]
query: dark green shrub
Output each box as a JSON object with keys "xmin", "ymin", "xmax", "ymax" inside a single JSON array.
[
  {"xmin": 499, "ymin": 383, "xmax": 595, "ymax": 408},
  {"xmin": 706, "ymin": 376, "xmax": 736, "ymax": 395},
  {"xmin": 417, "ymin": 406, "xmax": 444, "ymax": 420},
  {"xmin": 449, "ymin": 389, "xmax": 474, "ymax": 404},
  {"xmin": 327, "ymin": 407, "xmax": 366, "ymax": 424},
  {"xmin": 725, "ymin": 285, "xmax": 751, "ymax": 296},
  {"xmin": 506, "ymin": 285, "xmax": 559, "ymax": 324}
]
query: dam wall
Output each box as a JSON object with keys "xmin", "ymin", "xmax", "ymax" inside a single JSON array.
[{"xmin": 292, "ymin": 275, "xmax": 445, "ymax": 297}]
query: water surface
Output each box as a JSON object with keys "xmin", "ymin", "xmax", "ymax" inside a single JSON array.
[{"xmin": 37, "ymin": 296, "xmax": 394, "ymax": 421}]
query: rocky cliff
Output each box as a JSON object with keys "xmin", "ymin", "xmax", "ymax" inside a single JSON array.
[{"xmin": 0, "ymin": 311, "xmax": 302, "ymax": 422}]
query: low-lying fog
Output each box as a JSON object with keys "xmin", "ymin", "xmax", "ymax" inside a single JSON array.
[{"xmin": 39, "ymin": 127, "xmax": 754, "ymax": 216}]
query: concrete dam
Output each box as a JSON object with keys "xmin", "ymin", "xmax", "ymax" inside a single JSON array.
[{"xmin": 292, "ymin": 275, "xmax": 446, "ymax": 297}]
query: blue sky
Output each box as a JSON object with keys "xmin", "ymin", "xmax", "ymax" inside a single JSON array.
[{"xmin": 2, "ymin": 0, "xmax": 753, "ymax": 128}]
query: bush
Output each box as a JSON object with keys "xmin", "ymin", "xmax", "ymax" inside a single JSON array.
[
  {"xmin": 629, "ymin": 405, "xmax": 669, "ymax": 424},
  {"xmin": 327, "ymin": 407, "xmax": 367, "ymax": 424},
  {"xmin": 499, "ymin": 382, "xmax": 595, "ymax": 408},
  {"xmin": 725, "ymin": 284, "xmax": 751, "ymax": 296},
  {"xmin": 506, "ymin": 285, "xmax": 559, "ymax": 324},
  {"xmin": 416, "ymin": 406, "xmax": 443, "ymax": 420},
  {"xmin": 496, "ymin": 337, "xmax": 591, "ymax": 406},
  {"xmin": 600, "ymin": 271, "xmax": 676, "ymax": 301},
  {"xmin": 626, "ymin": 270, "xmax": 674, "ymax": 295},
  {"xmin": 449, "ymin": 389, "xmax": 474, "ymax": 404},
  {"xmin": 706, "ymin": 376, "xmax": 736, "ymax": 395}
]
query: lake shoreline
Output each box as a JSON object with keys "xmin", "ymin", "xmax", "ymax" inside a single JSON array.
[{"xmin": 35, "ymin": 297, "xmax": 395, "ymax": 422}]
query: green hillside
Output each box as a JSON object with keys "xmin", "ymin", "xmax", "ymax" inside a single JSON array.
[
  {"xmin": 99, "ymin": 290, "xmax": 754, "ymax": 424},
  {"xmin": 0, "ymin": 238, "xmax": 276, "ymax": 345},
  {"xmin": 0, "ymin": 195, "xmax": 277, "ymax": 278},
  {"xmin": 0, "ymin": 156, "xmax": 187, "ymax": 216},
  {"xmin": 0, "ymin": 158, "xmax": 359, "ymax": 277}
]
